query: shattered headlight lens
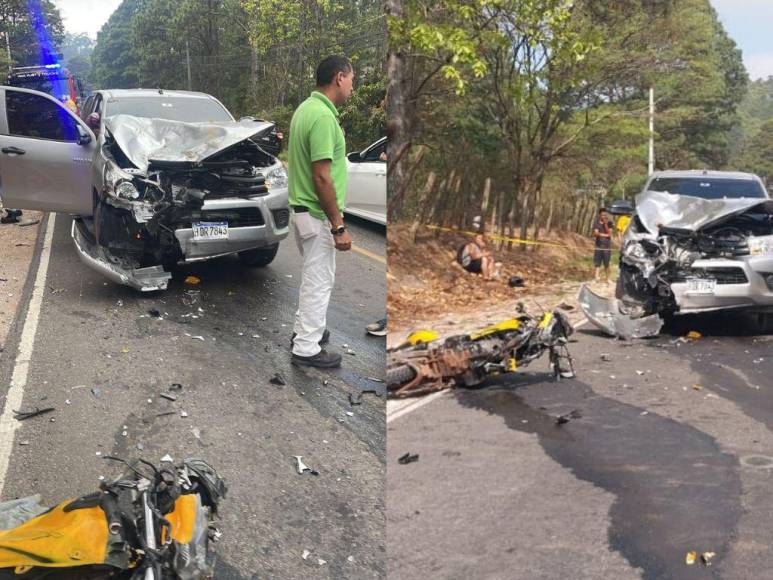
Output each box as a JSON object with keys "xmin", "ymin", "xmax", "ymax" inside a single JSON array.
[
  {"xmin": 623, "ymin": 242, "xmax": 649, "ymax": 261},
  {"xmin": 748, "ymin": 235, "xmax": 773, "ymax": 256},
  {"xmin": 265, "ymin": 164, "xmax": 288, "ymax": 189},
  {"xmin": 115, "ymin": 180, "xmax": 140, "ymax": 200}
]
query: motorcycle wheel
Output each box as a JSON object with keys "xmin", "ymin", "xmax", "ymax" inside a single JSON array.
[{"xmin": 387, "ymin": 364, "xmax": 416, "ymax": 389}]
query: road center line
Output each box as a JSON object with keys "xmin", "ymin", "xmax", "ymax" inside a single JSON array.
[
  {"xmin": 0, "ymin": 213, "xmax": 56, "ymax": 493},
  {"xmin": 386, "ymin": 317, "xmax": 589, "ymax": 422},
  {"xmin": 352, "ymin": 244, "xmax": 386, "ymax": 264}
]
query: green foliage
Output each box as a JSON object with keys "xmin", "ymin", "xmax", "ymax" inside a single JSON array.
[
  {"xmin": 90, "ymin": 0, "xmax": 143, "ymax": 88},
  {"xmin": 0, "ymin": 0, "xmax": 64, "ymax": 67},
  {"xmin": 394, "ymin": 0, "xmax": 750, "ymax": 233},
  {"xmin": 89, "ymin": 0, "xmax": 384, "ymax": 146}
]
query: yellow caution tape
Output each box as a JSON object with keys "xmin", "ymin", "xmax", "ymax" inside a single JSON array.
[{"xmin": 426, "ymin": 224, "xmax": 570, "ymax": 249}]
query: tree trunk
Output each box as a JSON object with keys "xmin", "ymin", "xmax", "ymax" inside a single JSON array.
[
  {"xmin": 411, "ymin": 172, "xmax": 435, "ymax": 242},
  {"xmin": 385, "ymin": 0, "xmax": 409, "ymax": 221}
]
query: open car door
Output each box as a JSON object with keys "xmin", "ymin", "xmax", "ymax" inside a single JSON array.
[{"xmin": 0, "ymin": 86, "xmax": 95, "ymax": 215}]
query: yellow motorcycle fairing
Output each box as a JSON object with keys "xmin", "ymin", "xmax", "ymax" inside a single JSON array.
[
  {"xmin": 538, "ymin": 312, "xmax": 553, "ymax": 329},
  {"xmin": 403, "ymin": 330, "xmax": 439, "ymax": 346},
  {"xmin": 0, "ymin": 494, "xmax": 200, "ymax": 572},
  {"xmin": 469, "ymin": 319, "xmax": 522, "ymax": 341},
  {"xmin": 0, "ymin": 500, "xmax": 108, "ymax": 571}
]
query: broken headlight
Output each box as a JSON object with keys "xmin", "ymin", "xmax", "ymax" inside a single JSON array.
[
  {"xmin": 115, "ymin": 180, "xmax": 140, "ymax": 200},
  {"xmin": 622, "ymin": 241, "xmax": 650, "ymax": 261},
  {"xmin": 265, "ymin": 164, "xmax": 288, "ymax": 189},
  {"xmin": 748, "ymin": 235, "xmax": 773, "ymax": 256}
]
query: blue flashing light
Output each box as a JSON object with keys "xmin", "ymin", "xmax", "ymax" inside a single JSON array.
[{"xmin": 27, "ymin": 0, "xmax": 61, "ymax": 68}]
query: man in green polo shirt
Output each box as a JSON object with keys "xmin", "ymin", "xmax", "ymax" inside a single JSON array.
[{"xmin": 288, "ymin": 55, "xmax": 354, "ymax": 368}]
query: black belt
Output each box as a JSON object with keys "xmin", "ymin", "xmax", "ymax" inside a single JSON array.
[{"xmin": 291, "ymin": 205, "xmax": 309, "ymax": 213}]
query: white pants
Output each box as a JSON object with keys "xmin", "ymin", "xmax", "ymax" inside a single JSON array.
[{"xmin": 291, "ymin": 211, "xmax": 336, "ymax": 357}]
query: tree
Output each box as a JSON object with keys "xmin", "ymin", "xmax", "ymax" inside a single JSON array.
[
  {"xmin": 91, "ymin": 0, "xmax": 143, "ymax": 88},
  {"xmin": 0, "ymin": 0, "xmax": 64, "ymax": 67}
]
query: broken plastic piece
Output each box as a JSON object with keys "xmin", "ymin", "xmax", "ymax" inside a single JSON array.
[
  {"xmin": 701, "ymin": 552, "xmax": 716, "ymax": 566},
  {"xmin": 578, "ymin": 284, "xmax": 663, "ymax": 339},
  {"xmin": 685, "ymin": 551, "xmax": 697, "ymax": 565},
  {"xmin": 13, "ymin": 407, "xmax": 54, "ymax": 421},
  {"xmin": 686, "ymin": 331, "xmax": 703, "ymax": 340},
  {"xmin": 185, "ymin": 275, "xmax": 201, "ymax": 285},
  {"xmin": 398, "ymin": 452, "xmax": 419, "ymax": 465},
  {"xmin": 161, "ymin": 454, "xmax": 174, "ymax": 463},
  {"xmin": 160, "ymin": 393, "xmax": 178, "ymax": 402},
  {"xmin": 301, "ymin": 549, "xmax": 311, "ymax": 560},
  {"xmin": 270, "ymin": 373, "xmax": 286, "ymax": 386},
  {"xmin": 555, "ymin": 409, "xmax": 582, "ymax": 425},
  {"xmin": 293, "ymin": 455, "xmax": 319, "ymax": 476}
]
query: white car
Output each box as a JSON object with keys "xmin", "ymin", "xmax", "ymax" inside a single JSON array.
[{"xmin": 346, "ymin": 136, "xmax": 386, "ymax": 225}]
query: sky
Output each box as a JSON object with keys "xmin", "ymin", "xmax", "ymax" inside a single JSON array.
[
  {"xmin": 52, "ymin": 0, "xmax": 123, "ymax": 39},
  {"xmin": 712, "ymin": 0, "xmax": 773, "ymax": 80}
]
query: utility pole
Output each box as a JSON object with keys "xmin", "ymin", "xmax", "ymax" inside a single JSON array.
[
  {"xmin": 185, "ymin": 40, "xmax": 192, "ymax": 90},
  {"xmin": 648, "ymin": 86, "xmax": 655, "ymax": 176}
]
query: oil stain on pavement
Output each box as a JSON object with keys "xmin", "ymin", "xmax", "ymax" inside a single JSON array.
[{"xmin": 457, "ymin": 378, "xmax": 741, "ymax": 580}]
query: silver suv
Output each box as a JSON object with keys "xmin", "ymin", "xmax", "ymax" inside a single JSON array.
[{"xmin": 0, "ymin": 87, "xmax": 289, "ymax": 291}]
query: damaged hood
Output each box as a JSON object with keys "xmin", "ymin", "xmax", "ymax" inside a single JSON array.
[
  {"xmin": 636, "ymin": 190, "xmax": 773, "ymax": 234},
  {"xmin": 105, "ymin": 114, "xmax": 274, "ymax": 172}
]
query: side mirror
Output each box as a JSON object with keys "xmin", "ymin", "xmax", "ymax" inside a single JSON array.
[
  {"xmin": 76, "ymin": 124, "xmax": 92, "ymax": 146},
  {"xmin": 87, "ymin": 112, "xmax": 101, "ymax": 131},
  {"xmin": 347, "ymin": 152, "xmax": 361, "ymax": 163}
]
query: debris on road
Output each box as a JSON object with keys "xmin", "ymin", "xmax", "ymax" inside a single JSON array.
[
  {"xmin": 578, "ymin": 285, "xmax": 663, "ymax": 339},
  {"xmin": 161, "ymin": 454, "xmax": 174, "ymax": 463},
  {"xmin": 398, "ymin": 452, "xmax": 419, "ymax": 464},
  {"xmin": 160, "ymin": 392, "xmax": 178, "ymax": 402},
  {"xmin": 90, "ymin": 388, "xmax": 101, "ymax": 398},
  {"xmin": 349, "ymin": 389, "xmax": 379, "ymax": 405},
  {"xmin": 302, "ymin": 550, "xmax": 311, "ymax": 560},
  {"xmin": 600, "ymin": 353, "xmax": 612, "ymax": 362},
  {"xmin": 555, "ymin": 409, "xmax": 582, "ymax": 425},
  {"xmin": 169, "ymin": 383, "xmax": 183, "ymax": 392},
  {"xmin": 17, "ymin": 219, "xmax": 40, "ymax": 227},
  {"xmin": 293, "ymin": 455, "xmax": 319, "ymax": 476},
  {"xmin": 686, "ymin": 551, "xmax": 697, "ymax": 565},
  {"xmin": 686, "ymin": 331, "xmax": 703, "ymax": 340},
  {"xmin": 270, "ymin": 373, "xmax": 287, "ymax": 386},
  {"xmin": 185, "ymin": 275, "xmax": 201, "ymax": 285},
  {"xmin": 692, "ymin": 384, "xmax": 702, "ymax": 391},
  {"xmin": 148, "ymin": 308, "xmax": 161, "ymax": 317},
  {"xmin": 13, "ymin": 407, "xmax": 54, "ymax": 421},
  {"xmin": 701, "ymin": 552, "xmax": 716, "ymax": 566}
]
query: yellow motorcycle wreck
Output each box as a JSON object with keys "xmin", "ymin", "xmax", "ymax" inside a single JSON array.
[
  {"xmin": 387, "ymin": 306, "xmax": 576, "ymax": 397},
  {"xmin": 0, "ymin": 458, "xmax": 225, "ymax": 580}
]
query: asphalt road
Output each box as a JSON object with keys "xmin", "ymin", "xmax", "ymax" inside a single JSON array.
[
  {"xmin": 388, "ymin": 310, "xmax": 773, "ymax": 580},
  {"xmin": 0, "ymin": 213, "xmax": 386, "ymax": 579}
]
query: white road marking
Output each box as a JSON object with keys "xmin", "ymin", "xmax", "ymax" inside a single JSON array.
[
  {"xmin": 387, "ymin": 390, "xmax": 448, "ymax": 423},
  {"xmin": 386, "ymin": 316, "xmax": 589, "ymax": 423},
  {"xmin": 0, "ymin": 213, "xmax": 56, "ymax": 493}
]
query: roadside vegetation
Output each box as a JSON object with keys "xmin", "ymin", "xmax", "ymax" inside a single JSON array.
[{"xmin": 387, "ymin": 0, "xmax": 753, "ymax": 239}]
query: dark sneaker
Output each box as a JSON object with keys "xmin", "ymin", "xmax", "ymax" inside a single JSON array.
[
  {"xmin": 290, "ymin": 329, "xmax": 330, "ymax": 346},
  {"xmin": 291, "ymin": 349, "xmax": 342, "ymax": 368},
  {"xmin": 366, "ymin": 318, "xmax": 387, "ymax": 336}
]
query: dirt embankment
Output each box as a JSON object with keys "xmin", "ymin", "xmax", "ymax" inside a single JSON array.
[
  {"xmin": 0, "ymin": 211, "xmax": 43, "ymax": 350},
  {"xmin": 387, "ymin": 222, "xmax": 617, "ymax": 344}
]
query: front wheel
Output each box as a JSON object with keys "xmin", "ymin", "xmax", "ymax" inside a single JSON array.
[{"xmin": 238, "ymin": 244, "xmax": 279, "ymax": 267}]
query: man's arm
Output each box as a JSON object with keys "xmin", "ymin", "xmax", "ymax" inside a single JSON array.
[{"xmin": 312, "ymin": 159, "xmax": 352, "ymax": 251}]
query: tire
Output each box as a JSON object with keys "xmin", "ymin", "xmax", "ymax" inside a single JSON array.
[
  {"xmin": 238, "ymin": 243, "xmax": 279, "ymax": 267},
  {"xmin": 387, "ymin": 364, "xmax": 416, "ymax": 390}
]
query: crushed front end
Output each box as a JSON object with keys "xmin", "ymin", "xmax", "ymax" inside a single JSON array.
[
  {"xmin": 73, "ymin": 115, "xmax": 290, "ymax": 291},
  {"xmin": 615, "ymin": 191, "xmax": 773, "ymax": 320}
]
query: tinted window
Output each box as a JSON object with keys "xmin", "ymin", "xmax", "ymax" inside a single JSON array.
[
  {"xmin": 362, "ymin": 139, "xmax": 386, "ymax": 162},
  {"xmin": 5, "ymin": 90, "xmax": 80, "ymax": 142},
  {"xmin": 648, "ymin": 177, "xmax": 766, "ymax": 199},
  {"xmin": 104, "ymin": 96, "xmax": 232, "ymax": 123}
]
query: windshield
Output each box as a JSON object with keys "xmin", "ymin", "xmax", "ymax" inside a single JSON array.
[
  {"xmin": 648, "ymin": 177, "xmax": 767, "ymax": 200},
  {"xmin": 104, "ymin": 96, "xmax": 233, "ymax": 123}
]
